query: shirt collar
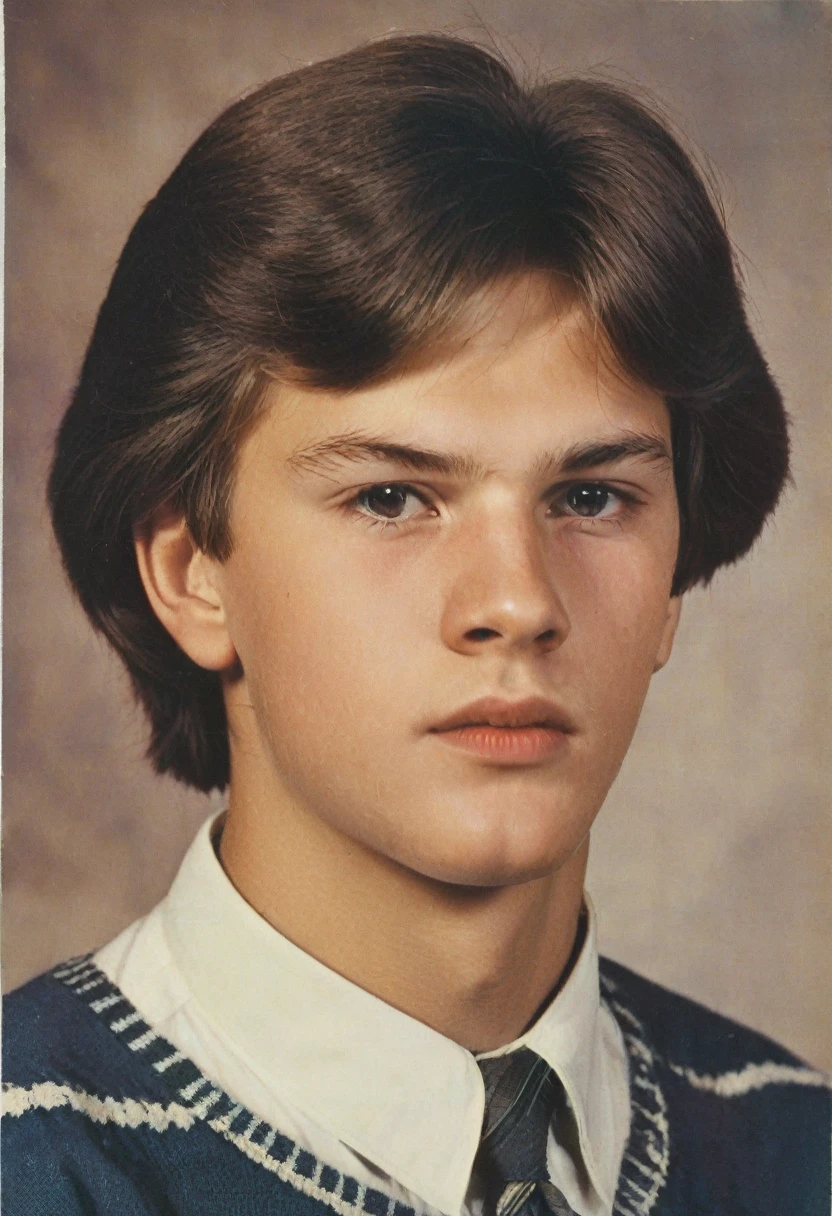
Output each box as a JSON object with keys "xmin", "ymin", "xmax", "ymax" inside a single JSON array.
[{"xmin": 162, "ymin": 812, "xmax": 617, "ymax": 1214}]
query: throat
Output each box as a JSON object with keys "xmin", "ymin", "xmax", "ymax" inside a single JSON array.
[
  {"xmin": 219, "ymin": 803, "xmax": 589, "ymax": 1052},
  {"xmin": 405, "ymin": 875, "xmax": 589, "ymax": 1052}
]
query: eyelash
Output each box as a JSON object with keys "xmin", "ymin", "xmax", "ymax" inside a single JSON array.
[{"xmin": 347, "ymin": 481, "xmax": 642, "ymax": 532}]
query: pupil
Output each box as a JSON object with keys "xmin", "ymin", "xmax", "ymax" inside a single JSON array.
[
  {"xmin": 568, "ymin": 485, "xmax": 608, "ymax": 516},
  {"xmin": 367, "ymin": 485, "xmax": 407, "ymax": 518}
]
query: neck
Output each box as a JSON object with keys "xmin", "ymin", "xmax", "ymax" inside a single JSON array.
[{"xmin": 219, "ymin": 780, "xmax": 589, "ymax": 1052}]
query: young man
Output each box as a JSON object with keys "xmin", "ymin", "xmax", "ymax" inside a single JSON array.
[{"xmin": 3, "ymin": 33, "xmax": 828, "ymax": 1216}]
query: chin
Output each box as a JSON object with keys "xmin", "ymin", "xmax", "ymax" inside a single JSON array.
[
  {"xmin": 394, "ymin": 813, "xmax": 583, "ymax": 890},
  {"xmin": 429, "ymin": 857, "xmax": 560, "ymax": 890}
]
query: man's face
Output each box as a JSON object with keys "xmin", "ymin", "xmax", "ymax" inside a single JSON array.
[{"xmin": 214, "ymin": 275, "xmax": 680, "ymax": 887}]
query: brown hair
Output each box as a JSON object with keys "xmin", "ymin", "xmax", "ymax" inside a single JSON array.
[{"xmin": 48, "ymin": 34, "xmax": 790, "ymax": 792}]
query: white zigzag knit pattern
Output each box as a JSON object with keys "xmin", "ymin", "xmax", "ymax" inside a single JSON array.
[
  {"xmin": 667, "ymin": 1061, "xmax": 830, "ymax": 1098},
  {"xmin": 1, "ymin": 1080, "xmax": 397, "ymax": 1216},
  {"xmin": 2, "ymin": 1081, "xmax": 195, "ymax": 1131}
]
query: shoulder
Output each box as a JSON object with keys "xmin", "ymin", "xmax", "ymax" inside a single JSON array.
[
  {"xmin": 2, "ymin": 959, "xmax": 329, "ymax": 1216},
  {"xmin": 3, "ymin": 961, "xmax": 184, "ymax": 1214},
  {"xmin": 599, "ymin": 956, "xmax": 831, "ymax": 1215},
  {"xmin": 5, "ymin": 962, "xmax": 123, "ymax": 1083},
  {"xmin": 599, "ymin": 953, "xmax": 827, "ymax": 1079},
  {"xmin": 3, "ymin": 965, "xmax": 137, "ymax": 1212}
]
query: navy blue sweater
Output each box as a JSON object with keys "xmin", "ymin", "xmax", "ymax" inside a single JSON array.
[{"xmin": 2, "ymin": 955, "xmax": 829, "ymax": 1215}]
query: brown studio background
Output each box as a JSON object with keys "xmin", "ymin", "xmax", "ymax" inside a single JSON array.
[{"xmin": 4, "ymin": 0, "xmax": 831, "ymax": 1070}]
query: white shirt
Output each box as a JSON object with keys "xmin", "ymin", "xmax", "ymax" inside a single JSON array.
[{"xmin": 94, "ymin": 813, "xmax": 630, "ymax": 1216}]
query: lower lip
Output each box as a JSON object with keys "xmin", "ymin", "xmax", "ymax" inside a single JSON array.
[{"xmin": 431, "ymin": 725, "xmax": 568, "ymax": 763}]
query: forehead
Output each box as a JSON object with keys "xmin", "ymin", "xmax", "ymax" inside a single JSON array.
[{"xmin": 254, "ymin": 273, "xmax": 670, "ymax": 467}]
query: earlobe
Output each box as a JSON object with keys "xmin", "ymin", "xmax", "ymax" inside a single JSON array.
[
  {"xmin": 653, "ymin": 595, "xmax": 683, "ymax": 673},
  {"xmin": 134, "ymin": 509, "xmax": 238, "ymax": 672}
]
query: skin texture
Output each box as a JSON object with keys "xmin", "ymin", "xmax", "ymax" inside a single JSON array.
[{"xmin": 136, "ymin": 274, "xmax": 681, "ymax": 1050}]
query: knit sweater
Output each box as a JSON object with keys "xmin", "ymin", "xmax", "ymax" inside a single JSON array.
[{"xmin": 2, "ymin": 954, "xmax": 829, "ymax": 1215}]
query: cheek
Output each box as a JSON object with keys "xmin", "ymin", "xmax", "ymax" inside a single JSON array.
[
  {"xmin": 571, "ymin": 543, "xmax": 674, "ymax": 707},
  {"xmin": 223, "ymin": 528, "xmax": 416, "ymax": 737}
]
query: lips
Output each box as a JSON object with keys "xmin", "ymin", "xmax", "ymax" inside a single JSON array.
[{"xmin": 428, "ymin": 695, "xmax": 575, "ymax": 734}]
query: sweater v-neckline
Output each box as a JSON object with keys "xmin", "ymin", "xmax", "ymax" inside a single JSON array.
[{"xmin": 51, "ymin": 955, "xmax": 669, "ymax": 1216}]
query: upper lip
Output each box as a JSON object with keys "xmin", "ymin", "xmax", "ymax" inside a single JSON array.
[{"xmin": 429, "ymin": 696, "xmax": 575, "ymax": 733}]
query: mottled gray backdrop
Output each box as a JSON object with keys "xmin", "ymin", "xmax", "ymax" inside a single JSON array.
[{"xmin": 4, "ymin": 1, "xmax": 831, "ymax": 1069}]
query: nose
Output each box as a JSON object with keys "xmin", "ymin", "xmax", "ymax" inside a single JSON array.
[{"xmin": 439, "ymin": 507, "xmax": 570, "ymax": 657}]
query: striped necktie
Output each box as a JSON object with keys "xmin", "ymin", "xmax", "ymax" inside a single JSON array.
[{"xmin": 476, "ymin": 1048, "xmax": 578, "ymax": 1216}]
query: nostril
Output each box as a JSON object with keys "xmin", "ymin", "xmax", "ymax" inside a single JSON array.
[{"xmin": 467, "ymin": 628, "xmax": 499, "ymax": 642}]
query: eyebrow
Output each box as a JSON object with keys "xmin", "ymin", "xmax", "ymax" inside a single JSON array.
[{"xmin": 286, "ymin": 429, "xmax": 672, "ymax": 481}]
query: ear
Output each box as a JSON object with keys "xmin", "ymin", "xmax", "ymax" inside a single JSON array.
[
  {"xmin": 653, "ymin": 595, "xmax": 682, "ymax": 673},
  {"xmin": 134, "ymin": 508, "xmax": 238, "ymax": 672}
]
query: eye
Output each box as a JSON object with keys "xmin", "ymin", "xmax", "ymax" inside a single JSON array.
[
  {"xmin": 561, "ymin": 483, "xmax": 624, "ymax": 518},
  {"xmin": 353, "ymin": 483, "xmax": 428, "ymax": 524}
]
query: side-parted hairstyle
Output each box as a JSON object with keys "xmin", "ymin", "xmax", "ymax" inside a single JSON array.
[{"xmin": 48, "ymin": 34, "xmax": 789, "ymax": 793}]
